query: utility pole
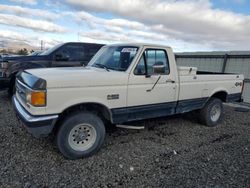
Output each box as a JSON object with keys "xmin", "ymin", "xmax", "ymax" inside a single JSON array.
[{"xmin": 41, "ymin": 40, "xmax": 43, "ymax": 50}]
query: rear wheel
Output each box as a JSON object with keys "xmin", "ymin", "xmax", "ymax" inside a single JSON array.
[
  {"xmin": 56, "ymin": 112, "xmax": 106, "ymax": 159},
  {"xmin": 199, "ymin": 98, "xmax": 223, "ymax": 127}
]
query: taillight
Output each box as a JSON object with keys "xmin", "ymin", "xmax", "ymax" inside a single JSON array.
[{"xmin": 241, "ymin": 80, "xmax": 245, "ymax": 94}]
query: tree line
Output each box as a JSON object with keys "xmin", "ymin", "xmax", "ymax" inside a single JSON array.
[{"xmin": 0, "ymin": 48, "xmax": 34, "ymax": 55}]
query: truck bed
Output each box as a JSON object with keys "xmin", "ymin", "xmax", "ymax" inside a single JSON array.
[{"xmin": 176, "ymin": 71, "xmax": 243, "ymax": 113}]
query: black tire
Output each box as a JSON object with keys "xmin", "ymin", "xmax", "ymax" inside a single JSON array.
[
  {"xmin": 56, "ymin": 112, "xmax": 106, "ymax": 159},
  {"xmin": 199, "ymin": 97, "xmax": 223, "ymax": 127}
]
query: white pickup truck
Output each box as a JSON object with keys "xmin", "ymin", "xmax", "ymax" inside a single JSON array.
[{"xmin": 13, "ymin": 43, "xmax": 244, "ymax": 159}]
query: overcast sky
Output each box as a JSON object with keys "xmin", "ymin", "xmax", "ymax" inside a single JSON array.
[{"xmin": 0, "ymin": 0, "xmax": 250, "ymax": 51}]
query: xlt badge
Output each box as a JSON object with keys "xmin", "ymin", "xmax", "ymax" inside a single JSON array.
[{"xmin": 107, "ymin": 94, "xmax": 119, "ymax": 100}]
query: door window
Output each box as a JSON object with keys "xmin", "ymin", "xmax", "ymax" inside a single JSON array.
[
  {"xmin": 55, "ymin": 45, "xmax": 85, "ymax": 61},
  {"xmin": 134, "ymin": 49, "xmax": 170, "ymax": 75}
]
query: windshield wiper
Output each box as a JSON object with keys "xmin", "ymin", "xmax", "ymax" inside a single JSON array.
[{"xmin": 93, "ymin": 63, "xmax": 110, "ymax": 72}]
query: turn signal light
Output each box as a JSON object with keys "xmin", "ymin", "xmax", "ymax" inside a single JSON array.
[{"xmin": 30, "ymin": 91, "xmax": 46, "ymax": 106}]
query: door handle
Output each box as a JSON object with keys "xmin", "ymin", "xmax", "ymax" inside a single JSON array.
[{"xmin": 166, "ymin": 79, "xmax": 175, "ymax": 83}]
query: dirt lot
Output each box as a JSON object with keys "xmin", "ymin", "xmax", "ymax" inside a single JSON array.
[{"xmin": 0, "ymin": 90, "xmax": 249, "ymax": 188}]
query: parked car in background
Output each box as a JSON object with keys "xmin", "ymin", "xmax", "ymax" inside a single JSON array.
[
  {"xmin": 13, "ymin": 43, "xmax": 244, "ymax": 159},
  {"xmin": 0, "ymin": 53, "xmax": 11, "ymax": 60},
  {"xmin": 0, "ymin": 42, "xmax": 104, "ymax": 94}
]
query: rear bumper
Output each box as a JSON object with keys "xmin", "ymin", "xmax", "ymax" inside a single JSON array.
[
  {"xmin": 0, "ymin": 77, "xmax": 10, "ymax": 90},
  {"xmin": 12, "ymin": 96, "xmax": 58, "ymax": 138}
]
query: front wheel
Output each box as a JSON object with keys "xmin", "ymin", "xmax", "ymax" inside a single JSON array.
[
  {"xmin": 56, "ymin": 112, "xmax": 106, "ymax": 159},
  {"xmin": 199, "ymin": 98, "xmax": 223, "ymax": 127}
]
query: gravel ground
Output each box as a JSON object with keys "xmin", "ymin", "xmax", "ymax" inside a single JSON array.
[{"xmin": 0, "ymin": 90, "xmax": 249, "ymax": 188}]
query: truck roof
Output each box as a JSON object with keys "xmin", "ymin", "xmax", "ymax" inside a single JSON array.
[
  {"xmin": 108, "ymin": 43, "xmax": 172, "ymax": 49},
  {"xmin": 62, "ymin": 42, "xmax": 104, "ymax": 46}
]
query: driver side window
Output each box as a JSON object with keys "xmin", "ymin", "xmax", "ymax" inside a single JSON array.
[
  {"xmin": 55, "ymin": 45, "xmax": 84, "ymax": 61},
  {"xmin": 55, "ymin": 45, "xmax": 70, "ymax": 61},
  {"xmin": 134, "ymin": 49, "xmax": 170, "ymax": 75}
]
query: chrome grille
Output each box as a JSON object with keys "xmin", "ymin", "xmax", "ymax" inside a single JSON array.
[{"xmin": 16, "ymin": 80, "xmax": 27, "ymax": 104}]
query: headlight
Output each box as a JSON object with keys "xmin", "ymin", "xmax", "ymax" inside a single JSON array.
[
  {"xmin": 1, "ymin": 62, "xmax": 8, "ymax": 69},
  {"xmin": 26, "ymin": 91, "xmax": 46, "ymax": 107}
]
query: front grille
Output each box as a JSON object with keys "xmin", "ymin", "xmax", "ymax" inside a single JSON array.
[{"xmin": 16, "ymin": 80, "xmax": 27, "ymax": 104}]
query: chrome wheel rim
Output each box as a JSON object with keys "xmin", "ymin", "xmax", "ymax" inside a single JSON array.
[
  {"xmin": 210, "ymin": 104, "xmax": 221, "ymax": 122},
  {"xmin": 68, "ymin": 124, "xmax": 97, "ymax": 151}
]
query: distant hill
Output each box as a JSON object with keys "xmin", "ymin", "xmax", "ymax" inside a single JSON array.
[{"xmin": 0, "ymin": 40, "xmax": 41, "ymax": 53}]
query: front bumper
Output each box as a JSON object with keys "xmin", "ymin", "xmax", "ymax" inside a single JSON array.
[
  {"xmin": 0, "ymin": 77, "xmax": 10, "ymax": 90},
  {"xmin": 12, "ymin": 96, "xmax": 58, "ymax": 138}
]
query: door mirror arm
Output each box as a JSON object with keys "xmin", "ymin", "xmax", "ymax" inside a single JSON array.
[{"xmin": 146, "ymin": 75, "xmax": 161, "ymax": 92}]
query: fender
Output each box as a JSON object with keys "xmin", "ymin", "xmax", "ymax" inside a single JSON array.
[
  {"xmin": 210, "ymin": 87, "xmax": 229, "ymax": 98},
  {"xmin": 58, "ymin": 101, "xmax": 113, "ymax": 122}
]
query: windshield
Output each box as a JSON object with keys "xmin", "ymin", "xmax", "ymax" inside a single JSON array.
[
  {"xmin": 40, "ymin": 43, "xmax": 64, "ymax": 56},
  {"xmin": 29, "ymin": 51, "xmax": 43, "ymax": 56},
  {"xmin": 90, "ymin": 46, "xmax": 139, "ymax": 71}
]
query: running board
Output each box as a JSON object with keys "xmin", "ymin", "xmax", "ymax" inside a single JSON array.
[{"xmin": 116, "ymin": 124, "xmax": 145, "ymax": 130}]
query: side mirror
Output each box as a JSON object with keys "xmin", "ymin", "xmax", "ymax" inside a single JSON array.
[{"xmin": 153, "ymin": 62, "xmax": 165, "ymax": 74}]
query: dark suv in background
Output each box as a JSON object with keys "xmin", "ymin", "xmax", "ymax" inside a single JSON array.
[{"xmin": 0, "ymin": 42, "xmax": 104, "ymax": 94}]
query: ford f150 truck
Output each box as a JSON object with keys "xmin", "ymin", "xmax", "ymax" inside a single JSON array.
[
  {"xmin": 13, "ymin": 44, "xmax": 244, "ymax": 159},
  {"xmin": 0, "ymin": 42, "xmax": 103, "ymax": 95}
]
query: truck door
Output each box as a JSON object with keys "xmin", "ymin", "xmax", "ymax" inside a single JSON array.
[{"xmin": 127, "ymin": 48, "xmax": 177, "ymax": 121}]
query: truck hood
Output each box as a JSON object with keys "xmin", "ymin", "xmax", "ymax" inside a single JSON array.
[
  {"xmin": 25, "ymin": 67, "xmax": 128, "ymax": 88},
  {"xmin": 3, "ymin": 55, "xmax": 48, "ymax": 62}
]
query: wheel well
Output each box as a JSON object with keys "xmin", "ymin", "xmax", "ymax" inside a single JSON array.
[
  {"xmin": 10, "ymin": 72, "xmax": 17, "ymax": 83},
  {"xmin": 53, "ymin": 103, "xmax": 112, "ymax": 133},
  {"xmin": 211, "ymin": 91, "xmax": 228, "ymax": 102},
  {"xmin": 8, "ymin": 72, "xmax": 18, "ymax": 95},
  {"xmin": 10, "ymin": 71, "xmax": 20, "ymax": 83}
]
